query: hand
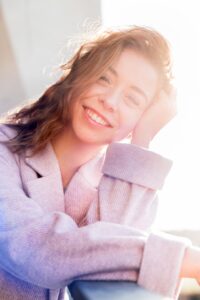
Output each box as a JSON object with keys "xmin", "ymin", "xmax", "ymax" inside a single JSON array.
[{"xmin": 131, "ymin": 86, "xmax": 177, "ymax": 148}]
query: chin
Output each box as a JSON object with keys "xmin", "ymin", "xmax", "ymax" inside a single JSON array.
[
  {"xmin": 80, "ymin": 134, "xmax": 110, "ymax": 146},
  {"xmin": 71, "ymin": 119, "xmax": 112, "ymax": 146},
  {"xmin": 73, "ymin": 127, "xmax": 110, "ymax": 146}
]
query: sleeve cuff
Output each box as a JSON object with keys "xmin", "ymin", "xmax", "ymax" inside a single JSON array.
[
  {"xmin": 137, "ymin": 231, "xmax": 191, "ymax": 298},
  {"xmin": 102, "ymin": 143, "xmax": 172, "ymax": 190}
]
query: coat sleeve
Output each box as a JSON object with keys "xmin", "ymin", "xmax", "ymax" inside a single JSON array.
[
  {"xmin": 84, "ymin": 143, "xmax": 191, "ymax": 298},
  {"xmin": 99, "ymin": 142, "xmax": 172, "ymax": 228},
  {"xmin": 0, "ymin": 138, "xmax": 190, "ymax": 299}
]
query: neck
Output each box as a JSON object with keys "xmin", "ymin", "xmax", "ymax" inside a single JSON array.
[{"xmin": 51, "ymin": 128, "xmax": 103, "ymax": 187}]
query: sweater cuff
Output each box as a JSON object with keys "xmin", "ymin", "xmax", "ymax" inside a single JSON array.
[
  {"xmin": 102, "ymin": 143, "xmax": 172, "ymax": 190},
  {"xmin": 137, "ymin": 232, "xmax": 191, "ymax": 298}
]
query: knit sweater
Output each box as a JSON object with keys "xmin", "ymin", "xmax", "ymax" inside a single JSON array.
[{"xmin": 0, "ymin": 124, "xmax": 190, "ymax": 300}]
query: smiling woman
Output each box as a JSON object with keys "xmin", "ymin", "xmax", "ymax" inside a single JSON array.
[{"xmin": 0, "ymin": 26, "xmax": 200, "ymax": 300}]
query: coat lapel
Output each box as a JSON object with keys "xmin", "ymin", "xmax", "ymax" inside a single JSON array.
[
  {"xmin": 24, "ymin": 143, "xmax": 65, "ymax": 212},
  {"xmin": 23, "ymin": 143, "xmax": 105, "ymax": 223}
]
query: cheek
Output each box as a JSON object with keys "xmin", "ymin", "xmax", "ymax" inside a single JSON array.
[
  {"xmin": 112, "ymin": 115, "xmax": 141, "ymax": 142},
  {"xmin": 122, "ymin": 120, "xmax": 138, "ymax": 135}
]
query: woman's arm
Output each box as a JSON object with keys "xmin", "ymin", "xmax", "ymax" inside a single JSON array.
[
  {"xmin": 94, "ymin": 142, "xmax": 190, "ymax": 298},
  {"xmin": 96, "ymin": 143, "xmax": 172, "ymax": 228}
]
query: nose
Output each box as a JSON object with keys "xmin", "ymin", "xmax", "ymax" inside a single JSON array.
[{"xmin": 99, "ymin": 89, "xmax": 120, "ymax": 111}]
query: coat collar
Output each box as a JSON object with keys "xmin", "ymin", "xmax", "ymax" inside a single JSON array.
[
  {"xmin": 25, "ymin": 142, "xmax": 60, "ymax": 177},
  {"xmin": 24, "ymin": 143, "xmax": 104, "ymax": 186},
  {"xmin": 24, "ymin": 142, "xmax": 104, "ymax": 216}
]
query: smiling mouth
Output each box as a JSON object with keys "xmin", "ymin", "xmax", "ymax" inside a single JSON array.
[{"xmin": 83, "ymin": 106, "xmax": 111, "ymax": 127}]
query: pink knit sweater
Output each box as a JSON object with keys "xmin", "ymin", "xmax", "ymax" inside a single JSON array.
[{"xmin": 0, "ymin": 125, "xmax": 190, "ymax": 300}]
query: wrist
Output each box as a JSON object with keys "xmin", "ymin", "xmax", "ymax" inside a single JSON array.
[
  {"xmin": 180, "ymin": 246, "xmax": 200, "ymax": 280},
  {"xmin": 131, "ymin": 133, "xmax": 151, "ymax": 148}
]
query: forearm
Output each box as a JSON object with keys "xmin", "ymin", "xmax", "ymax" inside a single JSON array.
[{"xmin": 0, "ymin": 219, "xmax": 146, "ymax": 288}]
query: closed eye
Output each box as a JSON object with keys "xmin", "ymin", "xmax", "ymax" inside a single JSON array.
[{"xmin": 125, "ymin": 94, "xmax": 141, "ymax": 106}]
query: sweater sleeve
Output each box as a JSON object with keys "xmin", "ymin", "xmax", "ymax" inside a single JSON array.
[
  {"xmin": 98, "ymin": 143, "xmax": 172, "ymax": 229},
  {"xmin": 102, "ymin": 142, "xmax": 172, "ymax": 190},
  {"xmin": 87, "ymin": 142, "xmax": 190, "ymax": 299}
]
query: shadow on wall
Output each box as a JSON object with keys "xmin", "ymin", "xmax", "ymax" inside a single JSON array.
[
  {"xmin": 0, "ymin": 0, "xmax": 102, "ymax": 116},
  {"xmin": 0, "ymin": 5, "xmax": 25, "ymax": 115}
]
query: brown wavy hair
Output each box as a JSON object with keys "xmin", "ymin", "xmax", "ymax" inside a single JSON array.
[{"xmin": 2, "ymin": 25, "xmax": 173, "ymax": 155}]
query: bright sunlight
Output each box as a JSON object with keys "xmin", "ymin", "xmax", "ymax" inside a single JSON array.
[{"xmin": 102, "ymin": 0, "xmax": 200, "ymax": 230}]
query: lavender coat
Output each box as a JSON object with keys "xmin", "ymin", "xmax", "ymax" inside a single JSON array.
[{"xmin": 0, "ymin": 125, "xmax": 189, "ymax": 300}]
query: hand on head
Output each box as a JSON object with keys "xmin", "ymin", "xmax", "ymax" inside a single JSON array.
[{"xmin": 131, "ymin": 85, "xmax": 177, "ymax": 148}]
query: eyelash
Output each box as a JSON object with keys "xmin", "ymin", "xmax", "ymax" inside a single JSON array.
[
  {"xmin": 99, "ymin": 75, "xmax": 111, "ymax": 84},
  {"xmin": 125, "ymin": 94, "xmax": 140, "ymax": 106}
]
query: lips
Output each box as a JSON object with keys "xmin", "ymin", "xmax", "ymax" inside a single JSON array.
[{"xmin": 83, "ymin": 106, "xmax": 112, "ymax": 127}]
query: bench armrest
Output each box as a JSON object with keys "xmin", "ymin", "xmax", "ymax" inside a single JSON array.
[{"xmin": 69, "ymin": 281, "xmax": 168, "ymax": 300}]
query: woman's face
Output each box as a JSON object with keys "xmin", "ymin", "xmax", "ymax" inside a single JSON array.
[{"xmin": 69, "ymin": 49, "xmax": 160, "ymax": 146}]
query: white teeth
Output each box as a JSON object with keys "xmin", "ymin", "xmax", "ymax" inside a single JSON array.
[{"xmin": 86, "ymin": 109, "xmax": 108, "ymax": 126}]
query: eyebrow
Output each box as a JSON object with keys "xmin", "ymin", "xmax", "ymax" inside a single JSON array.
[{"xmin": 108, "ymin": 67, "xmax": 148, "ymax": 103}]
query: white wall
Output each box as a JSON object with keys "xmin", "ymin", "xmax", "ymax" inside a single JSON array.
[{"xmin": 0, "ymin": 0, "xmax": 101, "ymax": 113}]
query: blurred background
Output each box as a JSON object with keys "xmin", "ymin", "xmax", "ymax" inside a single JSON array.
[{"xmin": 1, "ymin": 0, "xmax": 200, "ymax": 298}]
